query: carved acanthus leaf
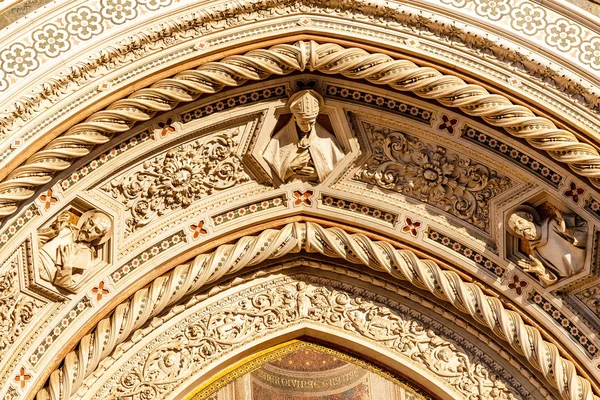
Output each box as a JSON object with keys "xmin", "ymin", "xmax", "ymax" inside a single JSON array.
[
  {"xmin": 102, "ymin": 128, "xmax": 249, "ymax": 233},
  {"xmin": 576, "ymin": 287, "xmax": 600, "ymax": 314},
  {"xmin": 355, "ymin": 125, "xmax": 512, "ymax": 231}
]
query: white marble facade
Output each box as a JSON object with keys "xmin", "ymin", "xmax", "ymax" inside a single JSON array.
[{"xmin": 1, "ymin": 1, "xmax": 600, "ymax": 400}]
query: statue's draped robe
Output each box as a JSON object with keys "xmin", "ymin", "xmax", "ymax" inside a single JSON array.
[
  {"xmin": 39, "ymin": 227, "xmax": 93, "ymax": 289},
  {"xmin": 531, "ymin": 215, "xmax": 587, "ymax": 285},
  {"xmin": 264, "ymin": 120, "xmax": 344, "ymax": 182}
]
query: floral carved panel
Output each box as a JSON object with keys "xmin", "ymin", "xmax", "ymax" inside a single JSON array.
[
  {"xmin": 355, "ymin": 124, "xmax": 513, "ymax": 231},
  {"xmin": 97, "ymin": 275, "xmax": 523, "ymax": 400},
  {"xmin": 102, "ymin": 127, "xmax": 249, "ymax": 234},
  {"xmin": 0, "ymin": 246, "xmax": 44, "ymax": 359}
]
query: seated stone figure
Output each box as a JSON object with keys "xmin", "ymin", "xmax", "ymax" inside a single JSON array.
[
  {"xmin": 38, "ymin": 209, "xmax": 112, "ymax": 292},
  {"xmin": 506, "ymin": 205, "xmax": 587, "ymax": 286},
  {"xmin": 263, "ymin": 89, "xmax": 345, "ymax": 183}
]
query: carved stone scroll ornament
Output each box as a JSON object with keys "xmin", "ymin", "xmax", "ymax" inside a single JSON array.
[
  {"xmin": 356, "ymin": 126, "xmax": 512, "ymax": 231},
  {"xmin": 37, "ymin": 209, "xmax": 112, "ymax": 292},
  {"xmin": 106, "ymin": 278, "xmax": 521, "ymax": 400},
  {"xmin": 36, "ymin": 222, "xmax": 599, "ymax": 400},
  {"xmin": 506, "ymin": 205, "xmax": 588, "ymax": 286},
  {"xmin": 577, "ymin": 286, "xmax": 600, "ymax": 315},
  {"xmin": 2, "ymin": 41, "xmax": 600, "ymax": 219},
  {"xmin": 263, "ymin": 90, "xmax": 345, "ymax": 183},
  {"xmin": 102, "ymin": 128, "xmax": 248, "ymax": 233}
]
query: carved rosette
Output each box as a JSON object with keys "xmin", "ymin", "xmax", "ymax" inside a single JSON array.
[
  {"xmin": 103, "ymin": 128, "xmax": 249, "ymax": 233},
  {"xmin": 106, "ymin": 277, "xmax": 520, "ymax": 400},
  {"xmin": 356, "ymin": 126, "xmax": 512, "ymax": 230}
]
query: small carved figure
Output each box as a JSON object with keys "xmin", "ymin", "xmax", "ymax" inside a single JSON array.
[
  {"xmin": 366, "ymin": 309, "xmax": 395, "ymax": 336},
  {"xmin": 263, "ymin": 90, "xmax": 345, "ymax": 183},
  {"xmin": 506, "ymin": 205, "xmax": 587, "ymax": 285},
  {"xmin": 38, "ymin": 209, "xmax": 112, "ymax": 292},
  {"xmin": 296, "ymin": 281, "xmax": 312, "ymax": 317}
]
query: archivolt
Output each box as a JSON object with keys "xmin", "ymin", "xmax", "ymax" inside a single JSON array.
[
  {"xmin": 37, "ymin": 222, "xmax": 598, "ymax": 400},
  {"xmin": 2, "ymin": 40, "xmax": 600, "ymax": 220}
]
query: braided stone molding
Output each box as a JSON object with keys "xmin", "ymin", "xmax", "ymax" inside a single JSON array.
[
  {"xmin": 37, "ymin": 222, "xmax": 598, "ymax": 400},
  {"xmin": 4, "ymin": 40, "xmax": 600, "ymax": 220}
]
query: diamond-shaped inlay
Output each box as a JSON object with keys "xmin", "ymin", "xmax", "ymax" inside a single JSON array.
[
  {"xmin": 405, "ymin": 38, "xmax": 420, "ymax": 47},
  {"xmin": 39, "ymin": 189, "xmax": 58, "ymax": 210},
  {"xmin": 194, "ymin": 42, "xmax": 209, "ymax": 51},
  {"xmin": 98, "ymin": 82, "xmax": 112, "ymax": 91},
  {"xmin": 508, "ymin": 77, "xmax": 521, "ymax": 87},
  {"xmin": 298, "ymin": 18, "xmax": 312, "ymax": 26},
  {"xmin": 438, "ymin": 115, "xmax": 458, "ymax": 134},
  {"xmin": 293, "ymin": 190, "xmax": 313, "ymax": 207},
  {"xmin": 508, "ymin": 274, "xmax": 527, "ymax": 295},
  {"xmin": 158, "ymin": 117, "xmax": 176, "ymax": 137},
  {"xmin": 14, "ymin": 367, "xmax": 31, "ymax": 389},
  {"xmin": 401, "ymin": 217, "xmax": 421, "ymax": 237},
  {"xmin": 564, "ymin": 181, "xmax": 584, "ymax": 203},
  {"xmin": 92, "ymin": 281, "xmax": 109, "ymax": 301}
]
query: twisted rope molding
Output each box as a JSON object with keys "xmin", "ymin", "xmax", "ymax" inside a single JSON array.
[
  {"xmin": 37, "ymin": 222, "xmax": 597, "ymax": 400},
  {"xmin": 2, "ymin": 40, "xmax": 600, "ymax": 219}
]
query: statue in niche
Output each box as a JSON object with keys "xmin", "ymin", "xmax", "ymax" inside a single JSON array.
[
  {"xmin": 263, "ymin": 90, "xmax": 345, "ymax": 183},
  {"xmin": 37, "ymin": 209, "xmax": 112, "ymax": 292},
  {"xmin": 506, "ymin": 204, "xmax": 587, "ymax": 286}
]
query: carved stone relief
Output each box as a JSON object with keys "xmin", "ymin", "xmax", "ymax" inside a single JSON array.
[
  {"xmin": 34, "ymin": 222, "xmax": 586, "ymax": 400},
  {"xmin": 0, "ymin": 247, "xmax": 44, "ymax": 360},
  {"xmin": 102, "ymin": 127, "xmax": 249, "ymax": 233},
  {"xmin": 2, "ymin": 0, "xmax": 600, "ymax": 142},
  {"xmin": 355, "ymin": 123, "xmax": 512, "ymax": 231},
  {"xmin": 99, "ymin": 275, "xmax": 522, "ymax": 400},
  {"xmin": 0, "ymin": 40, "xmax": 597, "ymax": 223},
  {"xmin": 263, "ymin": 90, "xmax": 345, "ymax": 184},
  {"xmin": 506, "ymin": 202, "xmax": 588, "ymax": 286},
  {"xmin": 36, "ymin": 207, "xmax": 112, "ymax": 293}
]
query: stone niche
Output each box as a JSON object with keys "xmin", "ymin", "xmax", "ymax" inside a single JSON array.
[
  {"xmin": 504, "ymin": 191, "xmax": 591, "ymax": 287},
  {"xmin": 26, "ymin": 198, "xmax": 113, "ymax": 300}
]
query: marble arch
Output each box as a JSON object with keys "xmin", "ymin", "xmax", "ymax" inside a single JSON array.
[
  {"xmin": 2, "ymin": 1, "xmax": 600, "ymax": 400},
  {"xmin": 31, "ymin": 221, "xmax": 595, "ymax": 400},
  {"xmin": 72, "ymin": 258, "xmax": 554, "ymax": 400}
]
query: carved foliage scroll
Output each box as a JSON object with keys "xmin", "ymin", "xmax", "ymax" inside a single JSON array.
[
  {"xmin": 103, "ymin": 128, "xmax": 249, "ymax": 233},
  {"xmin": 106, "ymin": 277, "xmax": 520, "ymax": 400},
  {"xmin": 356, "ymin": 125, "xmax": 512, "ymax": 231},
  {"xmin": 576, "ymin": 287, "xmax": 600, "ymax": 314},
  {"xmin": 0, "ymin": 248, "xmax": 44, "ymax": 358}
]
